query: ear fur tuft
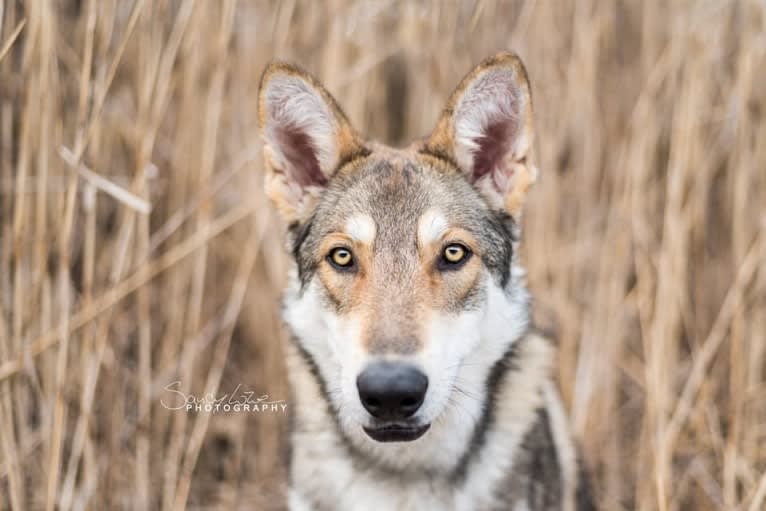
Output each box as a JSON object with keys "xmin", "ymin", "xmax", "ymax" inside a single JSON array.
[
  {"xmin": 426, "ymin": 52, "xmax": 536, "ymax": 216},
  {"xmin": 258, "ymin": 62, "xmax": 365, "ymax": 222}
]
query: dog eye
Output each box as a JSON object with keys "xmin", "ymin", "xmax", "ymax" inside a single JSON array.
[
  {"xmin": 328, "ymin": 247, "xmax": 354, "ymax": 269},
  {"xmin": 439, "ymin": 243, "xmax": 471, "ymax": 269}
]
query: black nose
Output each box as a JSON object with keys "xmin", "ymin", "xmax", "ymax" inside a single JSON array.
[{"xmin": 356, "ymin": 362, "xmax": 428, "ymax": 420}]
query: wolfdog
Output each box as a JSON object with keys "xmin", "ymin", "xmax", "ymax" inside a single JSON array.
[{"xmin": 258, "ymin": 52, "xmax": 595, "ymax": 511}]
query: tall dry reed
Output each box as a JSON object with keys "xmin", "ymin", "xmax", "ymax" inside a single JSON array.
[{"xmin": 0, "ymin": 1, "xmax": 764, "ymax": 509}]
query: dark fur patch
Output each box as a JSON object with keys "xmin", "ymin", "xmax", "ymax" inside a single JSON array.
[
  {"xmin": 525, "ymin": 409, "xmax": 562, "ymax": 508},
  {"xmin": 493, "ymin": 408, "xmax": 562, "ymax": 510},
  {"xmin": 289, "ymin": 215, "xmax": 316, "ymax": 289},
  {"xmin": 451, "ymin": 332, "xmax": 525, "ymax": 482},
  {"xmin": 478, "ymin": 210, "xmax": 515, "ymax": 287},
  {"xmin": 576, "ymin": 456, "xmax": 598, "ymax": 510}
]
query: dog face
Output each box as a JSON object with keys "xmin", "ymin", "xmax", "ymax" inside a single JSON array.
[{"xmin": 259, "ymin": 53, "xmax": 536, "ymax": 464}]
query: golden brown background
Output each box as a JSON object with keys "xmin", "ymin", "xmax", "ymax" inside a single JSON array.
[{"xmin": 1, "ymin": 1, "xmax": 765, "ymax": 509}]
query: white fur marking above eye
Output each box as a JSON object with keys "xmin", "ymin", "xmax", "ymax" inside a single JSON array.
[
  {"xmin": 417, "ymin": 209, "xmax": 449, "ymax": 247},
  {"xmin": 345, "ymin": 214, "xmax": 376, "ymax": 244}
]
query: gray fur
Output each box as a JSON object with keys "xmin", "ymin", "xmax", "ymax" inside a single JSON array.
[
  {"xmin": 260, "ymin": 55, "xmax": 595, "ymax": 511},
  {"xmin": 291, "ymin": 156, "xmax": 515, "ymax": 297}
]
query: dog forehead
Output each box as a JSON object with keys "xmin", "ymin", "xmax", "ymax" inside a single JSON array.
[
  {"xmin": 315, "ymin": 156, "xmax": 483, "ymax": 239},
  {"xmin": 290, "ymin": 153, "xmax": 514, "ymax": 289}
]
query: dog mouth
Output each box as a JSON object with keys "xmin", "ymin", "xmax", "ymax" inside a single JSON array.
[{"xmin": 362, "ymin": 423, "xmax": 431, "ymax": 442}]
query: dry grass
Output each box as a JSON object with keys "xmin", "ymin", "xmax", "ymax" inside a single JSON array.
[{"xmin": 0, "ymin": 1, "xmax": 765, "ymax": 509}]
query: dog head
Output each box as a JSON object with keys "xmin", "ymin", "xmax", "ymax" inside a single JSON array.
[{"xmin": 259, "ymin": 52, "xmax": 536, "ymax": 469}]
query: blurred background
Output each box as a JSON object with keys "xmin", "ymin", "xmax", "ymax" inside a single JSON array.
[{"xmin": 1, "ymin": 1, "xmax": 765, "ymax": 510}]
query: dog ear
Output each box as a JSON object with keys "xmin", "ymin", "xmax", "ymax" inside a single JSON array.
[
  {"xmin": 426, "ymin": 52, "xmax": 536, "ymax": 216},
  {"xmin": 258, "ymin": 62, "xmax": 366, "ymax": 222}
]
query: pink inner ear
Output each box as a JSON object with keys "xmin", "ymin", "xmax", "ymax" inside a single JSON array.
[
  {"xmin": 274, "ymin": 124, "xmax": 327, "ymax": 188},
  {"xmin": 471, "ymin": 118, "xmax": 517, "ymax": 185}
]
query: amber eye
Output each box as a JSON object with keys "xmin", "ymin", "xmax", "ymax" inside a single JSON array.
[
  {"xmin": 328, "ymin": 247, "xmax": 354, "ymax": 269},
  {"xmin": 440, "ymin": 243, "xmax": 470, "ymax": 269}
]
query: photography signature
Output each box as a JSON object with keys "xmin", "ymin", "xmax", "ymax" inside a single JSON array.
[{"xmin": 161, "ymin": 381, "xmax": 288, "ymax": 413}]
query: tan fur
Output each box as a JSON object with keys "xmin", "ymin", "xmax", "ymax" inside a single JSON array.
[
  {"xmin": 316, "ymin": 233, "xmax": 371, "ymax": 310},
  {"xmin": 315, "ymin": 218, "xmax": 484, "ymax": 354},
  {"xmin": 419, "ymin": 227, "xmax": 482, "ymax": 307}
]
